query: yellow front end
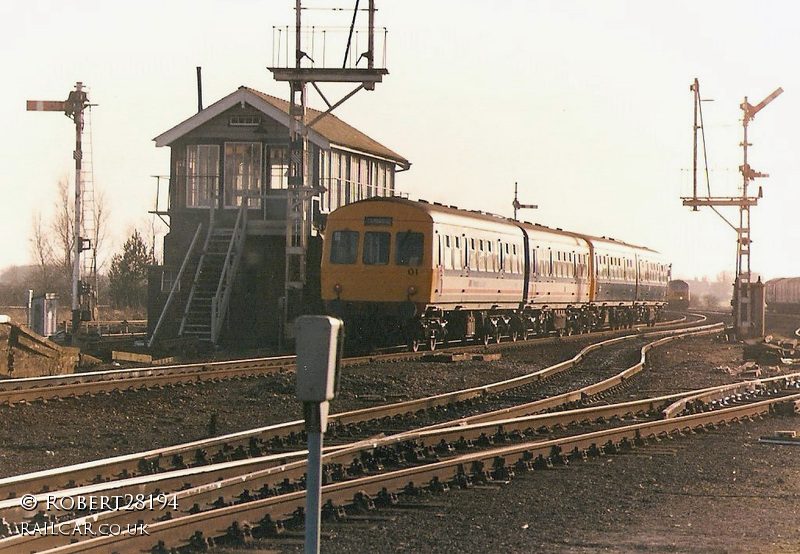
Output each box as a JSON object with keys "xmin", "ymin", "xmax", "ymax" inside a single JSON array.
[{"xmin": 321, "ymin": 199, "xmax": 435, "ymax": 308}]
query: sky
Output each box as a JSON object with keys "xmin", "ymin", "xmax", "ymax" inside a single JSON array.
[{"xmin": 2, "ymin": 0, "xmax": 798, "ymax": 283}]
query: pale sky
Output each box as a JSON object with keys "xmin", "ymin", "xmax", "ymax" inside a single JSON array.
[{"xmin": 2, "ymin": 0, "xmax": 798, "ymax": 283}]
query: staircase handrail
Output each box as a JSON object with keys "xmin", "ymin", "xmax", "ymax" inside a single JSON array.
[
  {"xmin": 148, "ymin": 223, "xmax": 203, "ymax": 348},
  {"xmin": 179, "ymin": 216, "xmax": 216, "ymax": 336},
  {"xmin": 210, "ymin": 196, "xmax": 249, "ymax": 343}
]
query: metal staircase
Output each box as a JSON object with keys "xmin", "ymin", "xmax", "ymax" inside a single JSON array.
[
  {"xmin": 179, "ymin": 200, "xmax": 249, "ymax": 344},
  {"xmin": 179, "ymin": 228, "xmax": 232, "ymax": 341},
  {"xmin": 149, "ymin": 199, "xmax": 249, "ymax": 347}
]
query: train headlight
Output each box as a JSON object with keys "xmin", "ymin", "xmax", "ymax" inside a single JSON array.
[
  {"xmin": 407, "ymin": 285, "xmax": 417, "ymax": 296},
  {"xmin": 333, "ymin": 283, "xmax": 343, "ymax": 295}
]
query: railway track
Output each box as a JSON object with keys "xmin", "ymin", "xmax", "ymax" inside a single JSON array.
[
  {"xmin": 0, "ymin": 315, "xmax": 702, "ymax": 408},
  {"xmin": 7, "ymin": 373, "xmax": 798, "ymax": 553},
  {"xmin": 0, "ymin": 320, "xmax": 747, "ymax": 551},
  {"xmin": 0, "ymin": 319, "xmax": 715, "ymax": 504}
]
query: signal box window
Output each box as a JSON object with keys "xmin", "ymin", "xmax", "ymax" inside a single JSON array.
[
  {"xmin": 363, "ymin": 232, "xmax": 390, "ymax": 265},
  {"xmin": 224, "ymin": 142, "xmax": 262, "ymax": 208},
  {"xmin": 330, "ymin": 230, "xmax": 359, "ymax": 264},
  {"xmin": 186, "ymin": 145, "xmax": 219, "ymax": 208},
  {"xmin": 269, "ymin": 146, "xmax": 289, "ymax": 189},
  {"xmin": 396, "ymin": 231, "xmax": 424, "ymax": 266}
]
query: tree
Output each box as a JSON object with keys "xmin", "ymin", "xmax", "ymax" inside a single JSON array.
[
  {"xmin": 107, "ymin": 231, "xmax": 155, "ymax": 309},
  {"xmin": 28, "ymin": 176, "xmax": 109, "ymax": 309},
  {"xmin": 29, "ymin": 211, "xmax": 55, "ymax": 294}
]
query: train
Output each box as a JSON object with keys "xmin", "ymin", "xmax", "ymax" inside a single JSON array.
[
  {"xmin": 765, "ymin": 277, "xmax": 800, "ymax": 313},
  {"xmin": 667, "ymin": 279, "xmax": 691, "ymax": 311},
  {"xmin": 321, "ymin": 197, "xmax": 670, "ymax": 351}
]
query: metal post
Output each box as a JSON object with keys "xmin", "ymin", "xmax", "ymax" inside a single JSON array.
[
  {"xmin": 295, "ymin": 315, "xmax": 342, "ymax": 554},
  {"xmin": 303, "ymin": 401, "xmax": 325, "ymax": 554},
  {"xmin": 682, "ymin": 80, "xmax": 781, "ymax": 340},
  {"xmin": 26, "ymin": 82, "xmax": 90, "ymax": 334},
  {"xmin": 71, "ymin": 82, "xmax": 85, "ymax": 334}
]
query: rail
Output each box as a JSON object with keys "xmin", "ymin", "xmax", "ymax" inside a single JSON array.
[
  {"xmin": 0, "ymin": 321, "xmax": 722, "ymax": 514},
  {"xmin": 27, "ymin": 389, "xmax": 797, "ymax": 553}
]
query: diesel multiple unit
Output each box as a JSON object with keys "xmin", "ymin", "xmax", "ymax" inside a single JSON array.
[{"xmin": 321, "ymin": 197, "xmax": 670, "ymax": 350}]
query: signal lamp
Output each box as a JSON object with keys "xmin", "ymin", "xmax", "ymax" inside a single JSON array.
[
  {"xmin": 407, "ymin": 285, "xmax": 417, "ymax": 296},
  {"xmin": 333, "ymin": 283, "xmax": 343, "ymax": 294}
]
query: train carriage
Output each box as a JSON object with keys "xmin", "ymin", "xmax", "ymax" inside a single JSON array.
[
  {"xmin": 765, "ymin": 277, "xmax": 800, "ymax": 313},
  {"xmin": 322, "ymin": 197, "xmax": 668, "ymax": 351}
]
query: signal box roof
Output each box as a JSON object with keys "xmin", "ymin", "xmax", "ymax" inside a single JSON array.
[{"xmin": 153, "ymin": 86, "xmax": 410, "ymax": 170}]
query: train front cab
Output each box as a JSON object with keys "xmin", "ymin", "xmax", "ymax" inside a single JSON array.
[{"xmin": 321, "ymin": 199, "xmax": 435, "ymax": 350}]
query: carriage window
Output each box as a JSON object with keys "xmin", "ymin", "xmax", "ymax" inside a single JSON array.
[
  {"xmin": 396, "ymin": 231, "xmax": 424, "ymax": 266},
  {"xmin": 363, "ymin": 231, "xmax": 391, "ymax": 265},
  {"xmin": 330, "ymin": 230, "xmax": 359, "ymax": 264}
]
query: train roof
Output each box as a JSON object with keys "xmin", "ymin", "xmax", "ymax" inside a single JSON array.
[
  {"xmin": 331, "ymin": 197, "xmax": 664, "ymax": 257},
  {"xmin": 765, "ymin": 277, "xmax": 800, "ymax": 285}
]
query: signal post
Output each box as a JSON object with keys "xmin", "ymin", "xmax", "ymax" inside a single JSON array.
[{"xmin": 682, "ymin": 79, "xmax": 782, "ymax": 340}]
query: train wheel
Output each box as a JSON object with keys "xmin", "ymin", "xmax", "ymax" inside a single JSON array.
[
  {"xmin": 494, "ymin": 329, "xmax": 502, "ymax": 344},
  {"xmin": 510, "ymin": 329, "xmax": 519, "ymax": 342},
  {"xmin": 521, "ymin": 329, "xmax": 529, "ymax": 341},
  {"xmin": 409, "ymin": 338, "xmax": 422, "ymax": 352},
  {"xmin": 482, "ymin": 332, "xmax": 490, "ymax": 347},
  {"xmin": 428, "ymin": 336, "xmax": 437, "ymax": 351}
]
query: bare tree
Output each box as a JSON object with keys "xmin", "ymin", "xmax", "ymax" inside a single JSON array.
[
  {"xmin": 27, "ymin": 176, "xmax": 109, "ymax": 307},
  {"xmin": 30, "ymin": 210, "xmax": 54, "ymax": 287},
  {"xmin": 52, "ymin": 177, "xmax": 74, "ymax": 281}
]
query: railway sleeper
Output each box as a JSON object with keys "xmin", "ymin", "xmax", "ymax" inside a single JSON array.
[
  {"xmin": 138, "ymin": 458, "xmax": 161, "ymax": 475},
  {"xmin": 322, "ymin": 499, "xmax": 348, "ymax": 521},
  {"xmin": 188, "ymin": 530, "xmax": 212, "ymax": 550},
  {"xmin": 567, "ymin": 447, "xmax": 588, "ymax": 463},
  {"xmin": 255, "ymin": 483, "xmax": 279, "ymax": 499},
  {"xmin": 508, "ymin": 429, "xmax": 526, "ymax": 442},
  {"xmin": 235, "ymin": 489, "xmax": 255, "ymax": 504},
  {"xmin": 376, "ymin": 487, "xmax": 400, "ymax": 507},
  {"xmin": 321, "ymin": 465, "xmax": 334, "ymax": 486},
  {"xmin": 210, "ymin": 496, "xmax": 230, "ymax": 510},
  {"xmin": 451, "ymin": 471, "xmax": 474, "ymax": 489},
  {"xmin": 435, "ymin": 439, "xmax": 456, "ymax": 455},
  {"xmin": 348, "ymin": 458, "xmax": 366, "ymax": 476},
  {"xmin": 532, "ymin": 454, "xmax": 553, "ymax": 470},
  {"xmin": 550, "ymin": 454, "xmax": 570, "ymax": 466},
  {"xmin": 402, "ymin": 482, "xmax": 421, "ymax": 496},
  {"xmin": 353, "ymin": 491, "xmax": 375, "ymax": 513},
  {"xmin": 361, "ymin": 452, "xmax": 385, "ymax": 472},
  {"xmin": 474, "ymin": 433, "xmax": 494, "ymax": 447},
  {"xmin": 428, "ymin": 476, "xmax": 450, "ymax": 494},
  {"xmin": 252, "ymin": 514, "xmax": 285, "ymax": 538},
  {"xmin": 454, "ymin": 437, "xmax": 475, "ymax": 451},
  {"xmin": 587, "ymin": 443, "xmax": 605, "ymax": 457},
  {"xmin": 491, "ymin": 456, "xmax": 515, "ymax": 481},
  {"xmin": 515, "ymin": 459, "xmax": 536, "ymax": 473},
  {"xmin": 470, "ymin": 461, "xmax": 491, "ymax": 485},
  {"xmin": 330, "ymin": 465, "xmax": 348, "ymax": 482}
]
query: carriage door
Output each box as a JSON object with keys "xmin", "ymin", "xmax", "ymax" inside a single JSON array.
[{"xmin": 436, "ymin": 232, "xmax": 444, "ymax": 297}]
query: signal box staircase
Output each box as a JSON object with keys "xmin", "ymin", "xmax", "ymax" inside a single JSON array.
[{"xmin": 149, "ymin": 203, "xmax": 248, "ymax": 348}]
